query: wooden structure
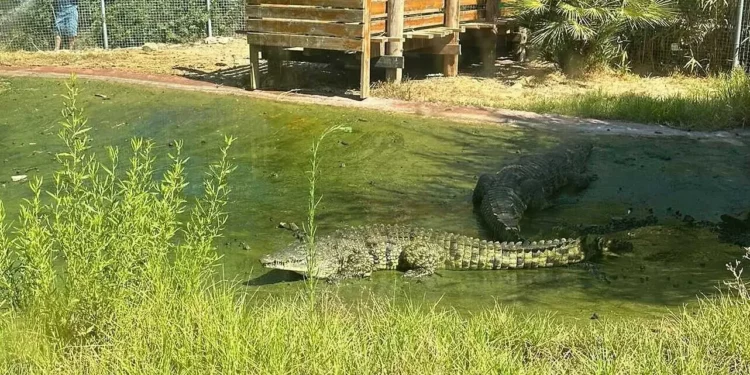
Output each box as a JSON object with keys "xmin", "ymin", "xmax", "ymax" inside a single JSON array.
[{"xmin": 243, "ymin": 0, "xmax": 514, "ymax": 98}]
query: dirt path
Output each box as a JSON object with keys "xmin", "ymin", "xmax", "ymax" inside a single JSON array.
[{"xmin": 1, "ymin": 66, "xmax": 747, "ymax": 143}]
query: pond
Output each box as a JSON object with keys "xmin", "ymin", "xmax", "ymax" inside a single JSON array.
[{"xmin": 1, "ymin": 77, "xmax": 748, "ymax": 321}]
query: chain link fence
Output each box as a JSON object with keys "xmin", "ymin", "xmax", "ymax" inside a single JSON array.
[
  {"xmin": 624, "ymin": 0, "xmax": 750, "ymax": 74},
  {"xmin": 0, "ymin": 0, "xmax": 244, "ymax": 51}
]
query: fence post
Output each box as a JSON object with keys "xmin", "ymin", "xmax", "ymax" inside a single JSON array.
[
  {"xmin": 207, "ymin": 0, "xmax": 214, "ymax": 38},
  {"xmin": 100, "ymin": 0, "xmax": 109, "ymax": 49},
  {"xmin": 734, "ymin": 0, "xmax": 746, "ymax": 67}
]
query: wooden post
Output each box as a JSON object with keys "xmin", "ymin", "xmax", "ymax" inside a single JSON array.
[
  {"xmin": 481, "ymin": 2, "xmax": 498, "ymax": 77},
  {"xmin": 267, "ymin": 47, "xmax": 285, "ymax": 79},
  {"xmin": 480, "ymin": 30, "xmax": 497, "ymax": 77},
  {"xmin": 486, "ymin": 0, "xmax": 498, "ymax": 24},
  {"xmin": 385, "ymin": 0, "xmax": 404, "ymax": 83},
  {"xmin": 360, "ymin": 0, "xmax": 372, "ymax": 98},
  {"xmin": 247, "ymin": 40, "xmax": 260, "ymax": 90},
  {"xmin": 443, "ymin": 0, "xmax": 460, "ymax": 77}
]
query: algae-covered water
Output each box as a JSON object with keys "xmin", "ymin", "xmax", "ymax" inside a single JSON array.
[{"xmin": 1, "ymin": 77, "xmax": 749, "ymax": 321}]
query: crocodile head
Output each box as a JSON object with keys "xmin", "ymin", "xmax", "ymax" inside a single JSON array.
[
  {"xmin": 260, "ymin": 240, "xmax": 338, "ymax": 279},
  {"xmin": 566, "ymin": 141, "xmax": 594, "ymax": 167}
]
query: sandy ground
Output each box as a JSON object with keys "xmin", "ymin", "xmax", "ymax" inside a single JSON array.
[{"xmin": 1, "ymin": 37, "xmax": 711, "ymax": 104}]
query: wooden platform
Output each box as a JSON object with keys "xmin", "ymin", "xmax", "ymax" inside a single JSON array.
[{"xmin": 241, "ymin": 0, "xmax": 518, "ymax": 98}]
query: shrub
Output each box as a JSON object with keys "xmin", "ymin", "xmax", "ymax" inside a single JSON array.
[
  {"xmin": 0, "ymin": 74, "xmax": 236, "ymax": 343},
  {"xmin": 513, "ymin": 0, "xmax": 676, "ymax": 75}
]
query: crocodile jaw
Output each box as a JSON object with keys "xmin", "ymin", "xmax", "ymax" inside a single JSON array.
[{"xmin": 260, "ymin": 250, "xmax": 336, "ymax": 279}]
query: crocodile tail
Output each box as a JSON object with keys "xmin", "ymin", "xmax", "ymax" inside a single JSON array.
[
  {"xmin": 479, "ymin": 187, "xmax": 525, "ymax": 241},
  {"xmin": 473, "ymin": 174, "xmax": 495, "ymax": 206}
]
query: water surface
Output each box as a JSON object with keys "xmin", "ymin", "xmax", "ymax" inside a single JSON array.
[{"xmin": 1, "ymin": 77, "xmax": 748, "ymax": 320}]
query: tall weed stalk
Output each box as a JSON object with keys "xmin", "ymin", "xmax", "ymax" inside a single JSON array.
[{"xmin": 304, "ymin": 124, "xmax": 347, "ymax": 300}]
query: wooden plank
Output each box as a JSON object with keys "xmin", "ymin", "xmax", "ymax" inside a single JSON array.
[
  {"xmin": 372, "ymin": 40, "xmax": 386, "ymax": 57},
  {"xmin": 443, "ymin": 0, "xmax": 459, "ymax": 76},
  {"xmin": 460, "ymin": 9, "xmax": 482, "ymax": 21},
  {"xmin": 360, "ymin": 0, "xmax": 372, "ymax": 99},
  {"xmin": 372, "ymin": 12, "xmax": 445, "ymax": 34},
  {"xmin": 245, "ymin": 19, "xmax": 363, "ymax": 38},
  {"xmin": 246, "ymin": 32, "xmax": 363, "ymax": 51},
  {"xmin": 247, "ymin": 0, "xmax": 364, "ymax": 8},
  {"xmin": 405, "ymin": 13, "xmax": 445, "ymax": 29},
  {"xmin": 246, "ymin": 6, "xmax": 363, "ymax": 23},
  {"xmin": 459, "ymin": 0, "xmax": 486, "ymax": 5},
  {"xmin": 411, "ymin": 42, "xmax": 460, "ymax": 55},
  {"xmin": 372, "ymin": 36, "xmax": 405, "ymax": 42},
  {"xmin": 247, "ymin": 43, "xmax": 260, "ymax": 90},
  {"xmin": 407, "ymin": 32, "xmax": 434, "ymax": 39},
  {"xmin": 372, "ymin": 0, "xmax": 444, "ymax": 16},
  {"xmin": 374, "ymin": 55, "xmax": 405, "ymax": 69},
  {"xmin": 385, "ymin": 0, "xmax": 405, "ymax": 83}
]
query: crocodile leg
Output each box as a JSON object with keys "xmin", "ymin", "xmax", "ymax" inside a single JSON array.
[
  {"xmin": 568, "ymin": 172, "xmax": 598, "ymax": 191},
  {"xmin": 400, "ymin": 238, "xmax": 440, "ymax": 277}
]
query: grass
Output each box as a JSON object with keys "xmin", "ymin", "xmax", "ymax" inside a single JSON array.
[
  {"xmin": 2, "ymin": 289, "xmax": 750, "ymax": 374},
  {"xmin": 0, "ymin": 75, "xmax": 749, "ymax": 374},
  {"xmin": 374, "ymin": 69, "xmax": 750, "ymax": 131},
  {"xmin": 520, "ymin": 70, "xmax": 750, "ymax": 130}
]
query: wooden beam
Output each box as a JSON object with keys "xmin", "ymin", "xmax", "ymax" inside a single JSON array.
[
  {"xmin": 360, "ymin": 0, "xmax": 372, "ymax": 99},
  {"xmin": 385, "ymin": 0, "xmax": 405, "ymax": 83},
  {"xmin": 459, "ymin": 9, "xmax": 483, "ymax": 22},
  {"xmin": 247, "ymin": 42, "xmax": 260, "ymax": 90},
  {"xmin": 443, "ymin": 0, "xmax": 460, "ymax": 76},
  {"xmin": 373, "ymin": 55, "xmax": 405, "ymax": 69},
  {"xmin": 245, "ymin": 6, "xmax": 363, "ymax": 23},
  {"xmin": 371, "ymin": 40, "xmax": 386, "ymax": 57},
  {"xmin": 371, "ymin": 0, "xmax": 444, "ymax": 16},
  {"xmin": 246, "ymin": 32, "xmax": 363, "ymax": 51},
  {"xmin": 245, "ymin": 19, "xmax": 363, "ymax": 38},
  {"xmin": 246, "ymin": 0, "xmax": 364, "ymax": 8}
]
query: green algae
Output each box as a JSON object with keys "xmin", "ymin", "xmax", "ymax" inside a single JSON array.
[{"xmin": 1, "ymin": 77, "xmax": 749, "ymax": 321}]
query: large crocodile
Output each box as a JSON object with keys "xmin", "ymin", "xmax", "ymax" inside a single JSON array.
[
  {"xmin": 261, "ymin": 224, "xmax": 627, "ymax": 280},
  {"xmin": 473, "ymin": 141, "xmax": 596, "ymax": 241}
]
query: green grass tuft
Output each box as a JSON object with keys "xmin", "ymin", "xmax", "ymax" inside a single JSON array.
[{"xmin": 521, "ymin": 69, "xmax": 750, "ymax": 130}]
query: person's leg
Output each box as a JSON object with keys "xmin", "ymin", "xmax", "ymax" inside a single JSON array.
[
  {"xmin": 55, "ymin": 35, "xmax": 62, "ymax": 51},
  {"xmin": 69, "ymin": 6, "xmax": 78, "ymax": 50}
]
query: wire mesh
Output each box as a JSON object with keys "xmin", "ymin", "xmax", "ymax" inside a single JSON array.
[
  {"xmin": 625, "ymin": 0, "xmax": 740, "ymax": 74},
  {"xmin": 0, "ymin": 0, "xmax": 244, "ymax": 51},
  {"xmin": 736, "ymin": 0, "xmax": 750, "ymax": 72}
]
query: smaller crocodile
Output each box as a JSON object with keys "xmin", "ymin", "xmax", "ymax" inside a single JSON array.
[
  {"xmin": 261, "ymin": 224, "xmax": 628, "ymax": 280},
  {"xmin": 473, "ymin": 142, "xmax": 596, "ymax": 241}
]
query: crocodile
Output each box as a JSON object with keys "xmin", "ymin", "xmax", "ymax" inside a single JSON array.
[
  {"xmin": 473, "ymin": 141, "xmax": 596, "ymax": 242},
  {"xmin": 261, "ymin": 224, "xmax": 627, "ymax": 280}
]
